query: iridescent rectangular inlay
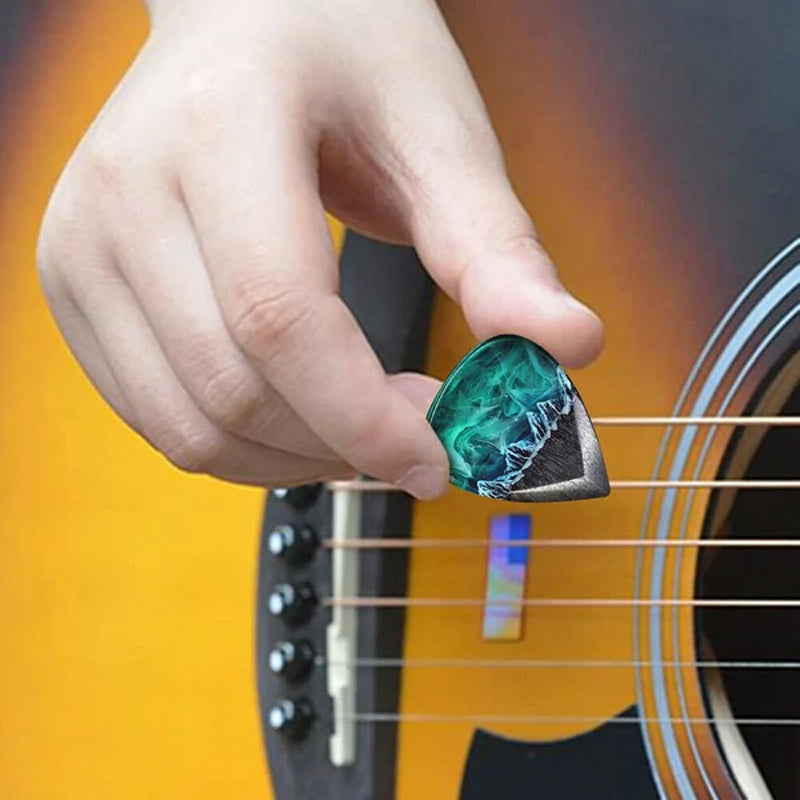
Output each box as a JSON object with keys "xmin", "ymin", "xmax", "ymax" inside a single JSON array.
[{"xmin": 482, "ymin": 514, "xmax": 531, "ymax": 640}]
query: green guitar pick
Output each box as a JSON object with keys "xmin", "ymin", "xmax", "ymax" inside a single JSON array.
[{"xmin": 426, "ymin": 335, "xmax": 609, "ymax": 502}]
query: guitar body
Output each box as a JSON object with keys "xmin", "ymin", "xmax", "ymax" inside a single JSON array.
[
  {"xmin": 0, "ymin": 4, "xmax": 273, "ymax": 797},
  {"xmin": 2, "ymin": 1, "xmax": 799, "ymax": 799},
  {"xmin": 261, "ymin": 3, "xmax": 800, "ymax": 799}
]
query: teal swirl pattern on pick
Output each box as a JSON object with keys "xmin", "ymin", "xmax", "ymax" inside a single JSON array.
[{"xmin": 426, "ymin": 335, "xmax": 608, "ymax": 502}]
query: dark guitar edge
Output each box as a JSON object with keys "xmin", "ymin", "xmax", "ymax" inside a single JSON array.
[
  {"xmin": 256, "ymin": 233, "xmax": 435, "ymax": 800},
  {"xmin": 696, "ymin": 337, "xmax": 800, "ymax": 799}
]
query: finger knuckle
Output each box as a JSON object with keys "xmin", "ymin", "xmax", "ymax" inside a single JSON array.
[
  {"xmin": 150, "ymin": 421, "xmax": 224, "ymax": 474},
  {"xmin": 502, "ymin": 231, "xmax": 546, "ymax": 260},
  {"xmin": 82, "ymin": 135, "xmax": 131, "ymax": 196},
  {"xmin": 178, "ymin": 66, "xmax": 228, "ymax": 134},
  {"xmin": 338, "ymin": 405, "xmax": 396, "ymax": 472},
  {"xmin": 446, "ymin": 106, "xmax": 502, "ymax": 161},
  {"xmin": 405, "ymin": 114, "xmax": 501, "ymax": 185},
  {"xmin": 36, "ymin": 194, "xmax": 81, "ymax": 290},
  {"xmin": 229, "ymin": 278, "xmax": 316, "ymax": 357},
  {"xmin": 198, "ymin": 361, "xmax": 264, "ymax": 431},
  {"xmin": 464, "ymin": 119, "xmax": 503, "ymax": 163}
]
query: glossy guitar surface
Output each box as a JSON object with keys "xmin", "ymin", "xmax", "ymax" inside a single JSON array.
[
  {"xmin": 260, "ymin": 2, "xmax": 800, "ymax": 798},
  {"xmin": 2, "ymin": 2, "xmax": 800, "ymax": 799}
]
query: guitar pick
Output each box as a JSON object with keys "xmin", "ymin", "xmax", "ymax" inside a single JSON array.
[{"xmin": 426, "ymin": 335, "xmax": 610, "ymax": 502}]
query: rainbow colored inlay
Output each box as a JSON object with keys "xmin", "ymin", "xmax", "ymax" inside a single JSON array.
[{"xmin": 482, "ymin": 515, "xmax": 531, "ymax": 640}]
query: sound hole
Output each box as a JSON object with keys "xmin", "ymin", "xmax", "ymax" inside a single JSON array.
[{"xmin": 698, "ymin": 369, "xmax": 800, "ymax": 797}]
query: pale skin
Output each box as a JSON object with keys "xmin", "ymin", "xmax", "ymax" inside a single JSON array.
[{"xmin": 36, "ymin": 0, "xmax": 604, "ymax": 500}]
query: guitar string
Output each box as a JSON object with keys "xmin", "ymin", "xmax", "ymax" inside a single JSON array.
[
  {"xmin": 591, "ymin": 416, "xmax": 800, "ymax": 426},
  {"xmin": 324, "ymin": 665, "xmax": 800, "ymax": 727},
  {"xmin": 326, "ymin": 479, "xmax": 800, "ymax": 492},
  {"xmin": 309, "ymin": 419, "xmax": 800, "ymax": 700},
  {"xmin": 321, "ymin": 597, "xmax": 800, "ymax": 608},
  {"xmin": 339, "ymin": 713, "xmax": 800, "ymax": 727},
  {"xmin": 323, "ymin": 538, "xmax": 800, "ymax": 550},
  {"xmin": 319, "ymin": 658, "xmax": 800, "ymax": 670},
  {"xmin": 321, "ymin": 416, "xmax": 799, "ymax": 492}
]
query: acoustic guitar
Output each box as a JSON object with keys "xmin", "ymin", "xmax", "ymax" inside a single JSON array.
[{"xmin": 2, "ymin": 2, "xmax": 799, "ymax": 799}]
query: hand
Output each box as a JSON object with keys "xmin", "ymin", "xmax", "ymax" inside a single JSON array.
[{"xmin": 37, "ymin": 0, "xmax": 603, "ymax": 499}]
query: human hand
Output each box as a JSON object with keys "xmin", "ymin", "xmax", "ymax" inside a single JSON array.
[{"xmin": 37, "ymin": 0, "xmax": 603, "ymax": 499}]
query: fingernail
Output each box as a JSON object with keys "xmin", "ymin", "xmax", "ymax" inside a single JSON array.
[{"xmin": 398, "ymin": 464, "xmax": 449, "ymax": 500}]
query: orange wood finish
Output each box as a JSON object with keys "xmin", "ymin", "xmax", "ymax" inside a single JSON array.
[
  {"xmin": 1, "ymin": 2, "xmax": 789, "ymax": 799},
  {"xmin": 0, "ymin": 4, "xmax": 275, "ymax": 798}
]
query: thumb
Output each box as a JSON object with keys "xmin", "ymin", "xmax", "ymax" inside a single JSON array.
[{"xmin": 408, "ymin": 142, "xmax": 604, "ymax": 368}]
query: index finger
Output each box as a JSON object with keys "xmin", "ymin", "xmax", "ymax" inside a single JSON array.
[{"xmin": 178, "ymin": 114, "xmax": 448, "ymax": 499}]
